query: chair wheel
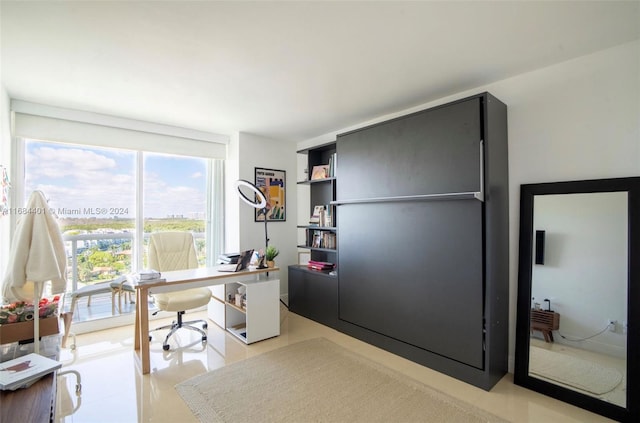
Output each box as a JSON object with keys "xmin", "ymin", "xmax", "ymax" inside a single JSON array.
[
  {"xmin": 163, "ymin": 344, "xmax": 170, "ymax": 351},
  {"xmin": 202, "ymin": 323, "xmax": 208, "ymax": 329}
]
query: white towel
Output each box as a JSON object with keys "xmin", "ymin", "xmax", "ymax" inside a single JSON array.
[{"xmin": 2, "ymin": 191, "xmax": 67, "ymax": 302}]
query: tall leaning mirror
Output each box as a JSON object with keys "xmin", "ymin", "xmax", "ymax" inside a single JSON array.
[{"xmin": 515, "ymin": 177, "xmax": 639, "ymax": 422}]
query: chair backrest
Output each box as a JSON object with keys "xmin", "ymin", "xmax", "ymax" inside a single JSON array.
[{"xmin": 148, "ymin": 232, "xmax": 198, "ymax": 272}]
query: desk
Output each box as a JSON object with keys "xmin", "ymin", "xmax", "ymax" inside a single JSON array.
[{"xmin": 133, "ymin": 267, "xmax": 279, "ymax": 374}]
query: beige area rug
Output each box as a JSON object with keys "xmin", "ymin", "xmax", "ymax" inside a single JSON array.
[
  {"xmin": 176, "ymin": 338, "xmax": 508, "ymax": 423},
  {"xmin": 529, "ymin": 346, "xmax": 623, "ymax": 395}
]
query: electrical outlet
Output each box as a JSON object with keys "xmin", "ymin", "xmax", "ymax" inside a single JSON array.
[{"xmin": 608, "ymin": 319, "xmax": 617, "ymax": 332}]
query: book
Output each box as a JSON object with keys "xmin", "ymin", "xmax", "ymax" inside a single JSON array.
[
  {"xmin": 307, "ymin": 260, "xmax": 336, "ymax": 271},
  {"xmin": 139, "ymin": 269, "xmax": 161, "ymax": 280},
  {"xmin": 218, "ymin": 252, "xmax": 241, "ymax": 264},
  {"xmin": 0, "ymin": 353, "xmax": 62, "ymax": 391},
  {"xmin": 309, "ymin": 205, "xmax": 325, "ymax": 224},
  {"xmin": 308, "ymin": 260, "xmax": 335, "ymax": 267},
  {"xmin": 126, "ymin": 274, "xmax": 167, "ymax": 285}
]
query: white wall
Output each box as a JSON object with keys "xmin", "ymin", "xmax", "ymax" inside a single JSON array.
[
  {"xmin": 299, "ymin": 40, "xmax": 640, "ymax": 371},
  {"xmin": 231, "ymin": 132, "xmax": 297, "ymax": 297},
  {"xmin": 532, "ymin": 192, "xmax": 627, "ymax": 358}
]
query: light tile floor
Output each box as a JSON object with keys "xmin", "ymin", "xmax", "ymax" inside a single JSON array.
[{"xmin": 54, "ymin": 306, "xmax": 615, "ymax": 422}]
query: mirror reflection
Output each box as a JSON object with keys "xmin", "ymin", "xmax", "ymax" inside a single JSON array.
[{"xmin": 529, "ymin": 192, "xmax": 628, "ymax": 407}]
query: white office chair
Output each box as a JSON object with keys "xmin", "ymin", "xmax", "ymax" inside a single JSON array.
[{"xmin": 147, "ymin": 232, "xmax": 211, "ymax": 351}]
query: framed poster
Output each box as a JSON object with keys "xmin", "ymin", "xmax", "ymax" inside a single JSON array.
[{"xmin": 255, "ymin": 167, "xmax": 286, "ymax": 222}]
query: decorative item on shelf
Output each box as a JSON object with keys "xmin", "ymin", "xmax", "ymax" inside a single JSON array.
[
  {"xmin": 265, "ymin": 246, "xmax": 279, "ymax": 268},
  {"xmin": 297, "ymin": 251, "xmax": 311, "ymax": 265},
  {"xmin": 311, "ymin": 231, "xmax": 323, "ymax": 248},
  {"xmin": 310, "ymin": 165, "xmax": 330, "ymax": 180}
]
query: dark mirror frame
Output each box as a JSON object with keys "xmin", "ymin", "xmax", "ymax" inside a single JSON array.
[{"xmin": 515, "ymin": 177, "xmax": 640, "ymax": 422}]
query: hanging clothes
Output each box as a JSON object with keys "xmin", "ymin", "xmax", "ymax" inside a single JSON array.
[{"xmin": 2, "ymin": 191, "xmax": 67, "ymax": 302}]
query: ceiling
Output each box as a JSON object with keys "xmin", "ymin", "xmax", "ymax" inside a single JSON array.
[{"xmin": 1, "ymin": 1, "xmax": 638, "ymax": 143}]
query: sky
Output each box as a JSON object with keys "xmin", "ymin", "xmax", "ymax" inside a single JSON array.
[{"xmin": 25, "ymin": 140, "xmax": 207, "ymax": 219}]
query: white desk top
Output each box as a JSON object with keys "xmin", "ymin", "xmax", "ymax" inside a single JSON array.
[{"xmin": 134, "ymin": 266, "xmax": 279, "ymax": 292}]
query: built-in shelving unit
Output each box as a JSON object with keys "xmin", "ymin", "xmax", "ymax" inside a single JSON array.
[
  {"xmin": 289, "ymin": 141, "xmax": 339, "ymax": 327},
  {"xmin": 293, "ymin": 141, "xmax": 338, "ymax": 265}
]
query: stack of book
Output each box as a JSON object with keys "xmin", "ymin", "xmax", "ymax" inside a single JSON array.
[
  {"xmin": 218, "ymin": 252, "xmax": 241, "ymax": 264},
  {"xmin": 307, "ymin": 260, "xmax": 335, "ymax": 271},
  {"xmin": 309, "ymin": 205, "xmax": 334, "ymax": 227},
  {"xmin": 127, "ymin": 270, "xmax": 166, "ymax": 285},
  {"xmin": 0, "ymin": 353, "xmax": 62, "ymax": 391},
  {"xmin": 306, "ymin": 230, "xmax": 337, "ymax": 249}
]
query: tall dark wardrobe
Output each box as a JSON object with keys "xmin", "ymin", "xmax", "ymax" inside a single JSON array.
[{"xmin": 290, "ymin": 92, "xmax": 509, "ymax": 390}]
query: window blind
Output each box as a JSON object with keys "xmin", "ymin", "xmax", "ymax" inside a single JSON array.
[{"xmin": 12, "ymin": 101, "xmax": 228, "ymax": 159}]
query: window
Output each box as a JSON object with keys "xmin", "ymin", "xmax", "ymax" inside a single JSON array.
[
  {"xmin": 22, "ymin": 139, "xmax": 219, "ymax": 297},
  {"xmin": 143, "ymin": 153, "xmax": 208, "ymax": 267}
]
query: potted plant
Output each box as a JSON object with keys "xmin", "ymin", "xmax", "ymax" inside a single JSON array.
[{"xmin": 265, "ymin": 245, "xmax": 279, "ymax": 268}]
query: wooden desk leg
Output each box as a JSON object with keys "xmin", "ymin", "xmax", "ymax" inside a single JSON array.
[
  {"xmin": 134, "ymin": 287, "xmax": 151, "ymax": 374},
  {"xmin": 61, "ymin": 311, "xmax": 73, "ymax": 348},
  {"xmin": 134, "ymin": 289, "xmax": 141, "ymax": 350}
]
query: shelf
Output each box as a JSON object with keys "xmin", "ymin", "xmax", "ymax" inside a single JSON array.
[
  {"xmin": 297, "ymin": 245, "xmax": 337, "ymax": 253},
  {"xmin": 289, "ymin": 264, "xmax": 337, "ymax": 278},
  {"xmin": 225, "ymin": 301, "xmax": 246, "ymax": 314},
  {"xmin": 226, "ymin": 324, "xmax": 247, "ymax": 343},
  {"xmin": 297, "ymin": 177, "xmax": 336, "ymax": 185},
  {"xmin": 298, "ymin": 225, "xmax": 337, "ymax": 231},
  {"xmin": 211, "ymin": 295, "xmax": 225, "ymax": 305}
]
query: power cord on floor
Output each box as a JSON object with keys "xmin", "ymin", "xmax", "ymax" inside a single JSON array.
[{"xmin": 558, "ymin": 324, "xmax": 610, "ymax": 342}]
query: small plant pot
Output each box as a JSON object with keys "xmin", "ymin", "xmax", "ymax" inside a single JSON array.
[{"xmin": 266, "ymin": 260, "xmax": 275, "ymax": 268}]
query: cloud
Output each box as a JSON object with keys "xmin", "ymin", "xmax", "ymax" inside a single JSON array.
[
  {"xmin": 144, "ymin": 172, "xmax": 205, "ymax": 217},
  {"xmin": 25, "ymin": 142, "xmax": 206, "ymax": 219},
  {"xmin": 26, "ymin": 145, "xmax": 135, "ymax": 217},
  {"xmin": 27, "ymin": 146, "xmax": 119, "ymax": 179}
]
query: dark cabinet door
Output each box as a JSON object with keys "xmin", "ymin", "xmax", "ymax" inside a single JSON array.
[
  {"xmin": 338, "ymin": 200, "xmax": 485, "ymax": 369},
  {"xmin": 337, "ymin": 98, "xmax": 482, "ymax": 200},
  {"xmin": 288, "ymin": 267, "xmax": 338, "ymax": 328}
]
